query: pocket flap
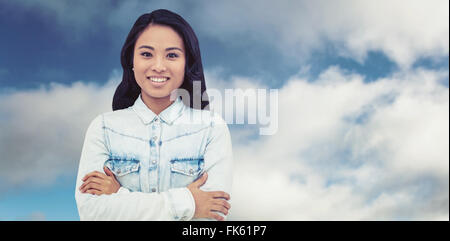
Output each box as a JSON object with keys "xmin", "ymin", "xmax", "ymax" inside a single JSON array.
[
  {"xmin": 170, "ymin": 157, "xmax": 204, "ymax": 176},
  {"xmin": 104, "ymin": 158, "xmax": 140, "ymax": 177}
]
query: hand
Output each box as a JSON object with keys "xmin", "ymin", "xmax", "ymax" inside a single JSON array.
[
  {"xmin": 79, "ymin": 166, "xmax": 121, "ymax": 195},
  {"xmin": 187, "ymin": 172, "xmax": 231, "ymax": 221}
]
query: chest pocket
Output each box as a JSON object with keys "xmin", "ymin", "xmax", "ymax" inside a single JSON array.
[
  {"xmin": 104, "ymin": 158, "xmax": 141, "ymax": 192},
  {"xmin": 170, "ymin": 157, "xmax": 204, "ymax": 188}
]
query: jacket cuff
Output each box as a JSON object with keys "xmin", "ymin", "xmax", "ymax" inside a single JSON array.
[
  {"xmin": 167, "ymin": 187, "xmax": 195, "ymax": 221},
  {"xmin": 117, "ymin": 187, "xmax": 130, "ymax": 194}
]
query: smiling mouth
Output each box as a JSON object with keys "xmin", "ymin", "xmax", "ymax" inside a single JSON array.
[{"xmin": 147, "ymin": 76, "xmax": 170, "ymax": 83}]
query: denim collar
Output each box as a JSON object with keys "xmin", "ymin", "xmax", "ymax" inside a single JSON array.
[{"xmin": 132, "ymin": 94, "xmax": 185, "ymax": 125}]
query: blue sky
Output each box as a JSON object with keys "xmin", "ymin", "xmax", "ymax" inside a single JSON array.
[{"xmin": 0, "ymin": 0, "xmax": 448, "ymax": 220}]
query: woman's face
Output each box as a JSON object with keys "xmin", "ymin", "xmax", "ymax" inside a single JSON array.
[{"xmin": 133, "ymin": 24, "xmax": 186, "ymax": 101}]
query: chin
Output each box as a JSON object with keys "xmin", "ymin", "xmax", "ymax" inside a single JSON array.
[{"xmin": 144, "ymin": 90, "xmax": 172, "ymax": 99}]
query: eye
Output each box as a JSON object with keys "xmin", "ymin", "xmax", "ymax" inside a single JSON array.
[
  {"xmin": 167, "ymin": 53, "xmax": 179, "ymax": 59},
  {"xmin": 141, "ymin": 52, "xmax": 152, "ymax": 58}
]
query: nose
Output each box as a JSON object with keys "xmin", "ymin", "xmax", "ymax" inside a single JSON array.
[{"xmin": 151, "ymin": 56, "xmax": 167, "ymax": 73}]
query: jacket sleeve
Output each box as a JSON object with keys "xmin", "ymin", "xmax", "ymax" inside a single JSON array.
[
  {"xmin": 192, "ymin": 112, "xmax": 234, "ymax": 221},
  {"xmin": 74, "ymin": 114, "xmax": 195, "ymax": 221}
]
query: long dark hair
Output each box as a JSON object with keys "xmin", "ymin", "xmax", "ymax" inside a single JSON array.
[{"xmin": 112, "ymin": 9, "xmax": 209, "ymax": 111}]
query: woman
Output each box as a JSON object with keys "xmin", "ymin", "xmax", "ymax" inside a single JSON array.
[{"xmin": 75, "ymin": 9, "xmax": 233, "ymax": 221}]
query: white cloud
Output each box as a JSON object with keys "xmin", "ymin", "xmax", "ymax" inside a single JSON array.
[
  {"xmin": 192, "ymin": 0, "xmax": 449, "ymax": 68},
  {"xmin": 9, "ymin": 0, "xmax": 448, "ymax": 67},
  {"xmin": 0, "ymin": 71, "xmax": 119, "ymax": 189},
  {"xmin": 223, "ymin": 67, "xmax": 449, "ymax": 220}
]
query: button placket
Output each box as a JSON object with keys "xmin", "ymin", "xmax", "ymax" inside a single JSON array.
[
  {"xmin": 149, "ymin": 117, "xmax": 161, "ymax": 193},
  {"xmin": 152, "ymin": 117, "xmax": 159, "ymax": 130}
]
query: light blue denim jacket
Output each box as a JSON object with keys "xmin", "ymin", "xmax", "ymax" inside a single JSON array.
[{"xmin": 75, "ymin": 95, "xmax": 233, "ymax": 221}]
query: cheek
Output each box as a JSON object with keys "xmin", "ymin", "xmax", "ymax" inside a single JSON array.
[
  {"xmin": 133, "ymin": 67, "xmax": 145, "ymax": 85},
  {"xmin": 133, "ymin": 53, "xmax": 147, "ymax": 70},
  {"xmin": 173, "ymin": 62, "xmax": 185, "ymax": 81},
  {"xmin": 134, "ymin": 59, "xmax": 145, "ymax": 71},
  {"xmin": 132, "ymin": 59, "xmax": 147, "ymax": 82}
]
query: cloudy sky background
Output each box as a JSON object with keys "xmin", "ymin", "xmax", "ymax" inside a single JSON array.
[{"xmin": 0, "ymin": 0, "xmax": 448, "ymax": 220}]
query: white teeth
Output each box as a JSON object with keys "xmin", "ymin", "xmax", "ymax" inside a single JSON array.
[{"xmin": 149, "ymin": 77, "xmax": 168, "ymax": 82}]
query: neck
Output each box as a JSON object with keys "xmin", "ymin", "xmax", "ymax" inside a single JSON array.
[{"xmin": 140, "ymin": 93, "xmax": 174, "ymax": 115}]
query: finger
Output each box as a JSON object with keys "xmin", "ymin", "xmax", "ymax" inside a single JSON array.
[
  {"xmin": 104, "ymin": 167, "xmax": 119, "ymax": 183},
  {"xmin": 211, "ymin": 205, "xmax": 228, "ymax": 216},
  {"xmin": 82, "ymin": 176, "xmax": 104, "ymax": 185},
  {"xmin": 82, "ymin": 171, "xmax": 107, "ymax": 181},
  {"xmin": 84, "ymin": 171, "xmax": 107, "ymax": 180},
  {"xmin": 79, "ymin": 177, "xmax": 103, "ymax": 190},
  {"xmin": 81, "ymin": 182, "xmax": 103, "ymax": 193},
  {"xmin": 194, "ymin": 172, "xmax": 208, "ymax": 188},
  {"xmin": 80, "ymin": 178, "xmax": 104, "ymax": 193},
  {"xmin": 211, "ymin": 191, "xmax": 230, "ymax": 200},
  {"xmin": 104, "ymin": 166, "xmax": 114, "ymax": 177},
  {"xmin": 85, "ymin": 189, "xmax": 102, "ymax": 196},
  {"xmin": 82, "ymin": 171, "xmax": 98, "ymax": 181},
  {"xmin": 214, "ymin": 199, "xmax": 231, "ymax": 210},
  {"xmin": 209, "ymin": 212, "xmax": 224, "ymax": 221}
]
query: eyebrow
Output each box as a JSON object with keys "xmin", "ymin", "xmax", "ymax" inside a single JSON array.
[{"xmin": 138, "ymin": 45, "xmax": 183, "ymax": 52}]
